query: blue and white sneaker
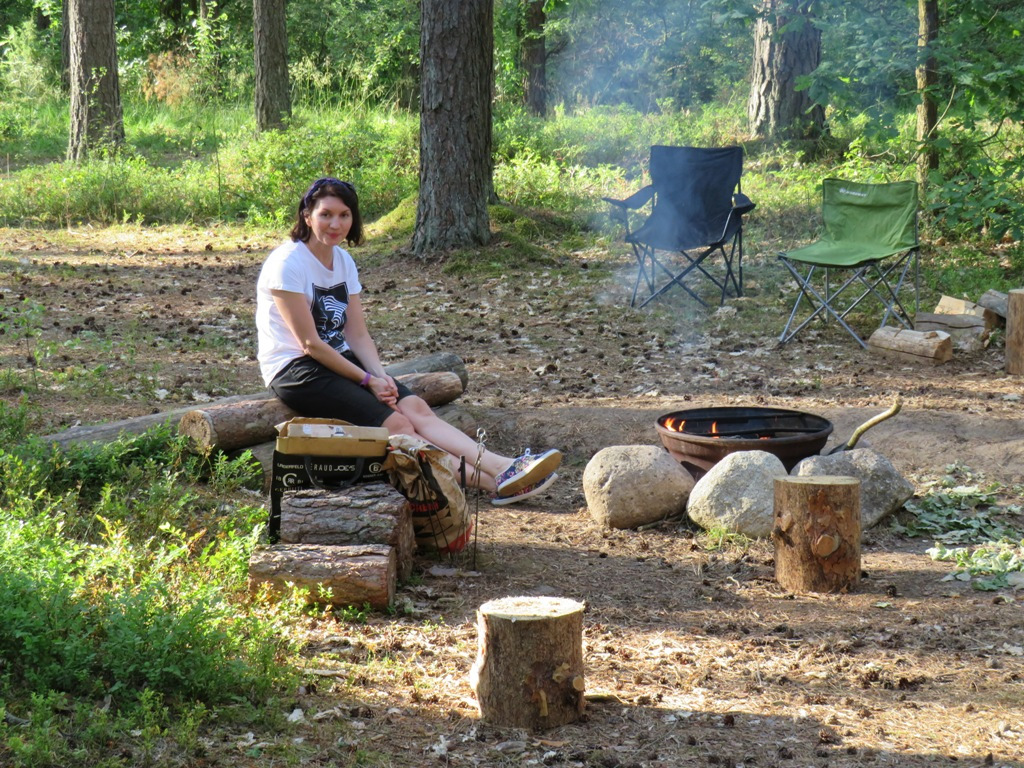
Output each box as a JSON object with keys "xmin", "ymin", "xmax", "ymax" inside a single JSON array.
[
  {"xmin": 491, "ymin": 473, "xmax": 558, "ymax": 507},
  {"xmin": 494, "ymin": 449, "xmax": 562, "ymax": 496}
]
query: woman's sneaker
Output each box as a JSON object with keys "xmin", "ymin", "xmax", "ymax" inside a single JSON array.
[
  {"xmin": 495, "ymin": 449, "xmax": 562, "ymax": 496},
  {"xmin": 491, "ymin": 473, "xmax": 558, "ymax": 506}
]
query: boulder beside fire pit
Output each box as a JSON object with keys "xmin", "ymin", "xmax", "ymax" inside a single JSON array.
[
  {"xmin": 686, "ymin": 448, "xmax": 913, "ymax": 538},
  {"xmin": 583, "ymin": 445, "xmax": 694, "ymax": 529}
]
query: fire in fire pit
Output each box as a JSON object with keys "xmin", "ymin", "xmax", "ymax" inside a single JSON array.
[{"xmin": 657, "ymin": 406, "xmax": 833, "ymax": 480}]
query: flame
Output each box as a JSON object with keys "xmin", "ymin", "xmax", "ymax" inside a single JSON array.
[
  {"xmin": 664, "ymin": 417, "xmax": 686, "ymax": 432},
  {"xmin": 711, "ymin": 421, "xmax": 719, "ymax": 436}
]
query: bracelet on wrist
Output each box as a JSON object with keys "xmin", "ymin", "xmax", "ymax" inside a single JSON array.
[{"xmin": 360, "ymin": 371, "xmax": 372, "ymax": 388}]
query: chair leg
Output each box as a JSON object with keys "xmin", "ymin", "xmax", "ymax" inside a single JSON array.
[{"xmin": 778, "ymin": 260, "xmax": 870, "ymax": 348}]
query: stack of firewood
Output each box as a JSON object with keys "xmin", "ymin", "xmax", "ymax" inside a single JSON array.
[
  {"xmin": 868, "ymin": 289, "xmax": 1016, "ymax": 365},
  {"xmin": 248, "ymin": 485, "xmax": 415, "ymax": 610}
]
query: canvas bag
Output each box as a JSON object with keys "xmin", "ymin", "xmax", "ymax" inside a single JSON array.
[{"xmin": 382, "ymin": 434, "xmax": 472, "ymax": 554}]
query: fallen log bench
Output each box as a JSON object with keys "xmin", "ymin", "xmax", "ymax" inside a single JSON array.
[
  {"xmin": 279, "ymin": 485, "xmax": 415, "ymax": 583},
  {"xmin": 179, "ymin": 370, "xmax": 465, "ymax": 454},
  {"xmin": 39, "ymin": 351, "xmax": 468, "ymax": 450},
  {"xmin": 249, "ymin": 543, "xmax": 396, "ymax": 610}
]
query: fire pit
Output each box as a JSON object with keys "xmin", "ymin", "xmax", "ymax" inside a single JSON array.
[{"xmin": 657, "ymin": 406, "xmax": 833, "ymax": 479}]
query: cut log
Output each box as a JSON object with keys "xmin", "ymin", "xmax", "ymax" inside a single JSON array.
[
  {"xmin": 248, "ymin": 543, "xmax": 395, "ymax": 610},
  {"xmin": 179, "ymin": 371, "xmax": 464, "ymax": 453},
  {"xmin": 773, "ymin": 475, "xmax": 861, "ymax": 594},
  {"xmin": 279, "ymin": 486, "xmax": 414, "ymax": 583},
  {"xmin": 867, "ymin": 326, "xmax": 952, "ymax": 365},
  {"xmin": 914, "ymin": 312, "xmax": 988, "ymax": 333},
  {"xmin": 913, "ymin": 312, "xmax": 990, "ymax": 351},
  {"xmin": 236, "ymin": 403, "xmax": 479, "ymax": 493},
  {"xmin": 933, "ymin": 295, "xmax": 999, "ymax": 329},
  {"xmin": 39, "ymin": 352, "xmax": 466, "ymax": 449},
  {"xmin": 1007, "ymin": 289, "xmax": 1024, "ymax": 376},
  {"xmin": 469, "ymin": 596, "xmax": 586, "ymax": 730},
  {"xmin": 977, "ymin": 289, "xmax": 1009, "ymax": 321}
]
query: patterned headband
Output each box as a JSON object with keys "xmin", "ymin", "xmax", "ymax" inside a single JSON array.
[{"xmin": 301, "ymin": 177, "xmax": 356, "ymax": 211}]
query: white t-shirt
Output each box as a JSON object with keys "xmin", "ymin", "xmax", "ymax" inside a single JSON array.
[{"xmin": 256, "ymin": 239, "xmax": 363, "ymax": 386}]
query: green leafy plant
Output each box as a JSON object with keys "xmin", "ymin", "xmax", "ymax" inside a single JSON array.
[{"xmin": 928, "ymin": 540, "xmax": 1024, "ymax": 592}]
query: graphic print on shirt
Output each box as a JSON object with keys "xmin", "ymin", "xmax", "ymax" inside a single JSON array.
[{"xmin": 311, "ymin": 282, "xmax": 350, "ymax": 352}]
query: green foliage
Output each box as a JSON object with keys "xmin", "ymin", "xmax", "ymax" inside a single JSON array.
[{"xmin": 928, "ymin": 540, "xmax": 1024, "ymax": 592}]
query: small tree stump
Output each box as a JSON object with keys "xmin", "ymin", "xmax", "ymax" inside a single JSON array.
[
  {"xmin": 772, "ymin": 475, "xmax": 861, "ymax": 594},
  {"xmin": 279, "ymin": 486, "xmax": 414, "ymax": 583},
  {"xmin": 469, "ymin": 596, "xmax": 585, "ymax": 731},
  {"xmin": 248, "ymin": 543, "xmax": 395, "ymax": 610}
]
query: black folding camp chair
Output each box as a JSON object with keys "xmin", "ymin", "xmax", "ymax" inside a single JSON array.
[
  {"xmin": 778, "ymin": 178, "xmax": 920, "ymax": 348},
  {"xmin": 604, "ymin": 145, "xmax": 755, "ymax": 308}
]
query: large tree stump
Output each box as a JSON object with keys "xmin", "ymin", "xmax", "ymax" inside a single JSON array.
[
  {"xmin": 772, "ymin": 475, "xmax": 861, "ymax": 594},
  {"xmin": 180, "ymin": 371, "xmax": 464, "ymax": 453},
  {"xmin": 469, "ymin": 596, "xmax": 585, "ymax": 730},
  {"xmin": 1007, "ymin": 289, "xmax": 1024, "ymax": 376},
  {"xmin": 248, "ymin": 543, "xmax": 395, "ymax": 610},
  {"xmin": 279, "ymin": 486, "xmax": 414, "ymax": 583}
]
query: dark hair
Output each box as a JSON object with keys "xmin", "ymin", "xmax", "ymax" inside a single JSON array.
[{"xmin": 289, "ymin": 177, "xmax": 363, "ymax": 245}]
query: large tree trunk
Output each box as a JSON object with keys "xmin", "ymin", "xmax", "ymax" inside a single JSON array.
[
  {"xmin": 412, "ymin": 0, "xmax": 493, "ymax": 254},
  {"xmin": 916, "ymin": 0, "xmax": 939, "ymax": 189},
  {"xmin": 521, "ymin": 1, "xmax": 548, "ymax": 117},
  {"xmin": 748, "ymin": 0, "xmax": 824, "ymax": 142},
  {"xmin": 253, "ymin": 0, "xmax": 291, "ymax": 131},
  {"xmin": 67, "ymin": 0, "xmax": 124, "ymax": 160}
]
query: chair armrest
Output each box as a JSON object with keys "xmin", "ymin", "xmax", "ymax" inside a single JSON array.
[
  {"xmin": 603, "ymin": 185, "xmax": 655, "ymax": 211},
  {"xmin": 732, "ymin": 192, "xmax": 756, "ymax": 215}
]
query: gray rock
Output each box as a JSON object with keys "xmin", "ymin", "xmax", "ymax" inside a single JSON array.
[
  {"xmin": 583, "ymin": 445, "xmax": 694, "ymax": 529},
  {"xmin": 686, "ymin": 451, "xmax": 788, "ymax": 538},
  {"xmin": 792, "ymin": 448, "xmax": 914, "ymax": 530}
]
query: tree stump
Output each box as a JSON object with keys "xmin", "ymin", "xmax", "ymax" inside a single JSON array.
[
  {"xmin": 1007, "ymin": 289, "xmax": 1024, "ymax": 375},
  {"xmin": 469, "ymin": 596, "xmax": 585, "ymax": 730},
  {"xmin": 248, "ymin": 543, "xmax": 395, "ymax": 610},
  {"xmin": 772, "ymin": 475, "xmax": 861, "ymax": 594},
  {"xmin": 279, "ymin": 486, "xmax": 414, "ymax": 583}
]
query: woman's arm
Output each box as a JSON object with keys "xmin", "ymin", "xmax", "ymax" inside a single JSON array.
[{"xmin": 271, "ymin": 289, "xmax": 397, "ymax": 405}]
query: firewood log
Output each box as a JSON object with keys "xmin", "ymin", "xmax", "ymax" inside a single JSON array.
[
  {"xmin": 279, "ymin": 486, "xmax": 414, "ymax": 583},
  {"xmin": 179, "ymin": 371, "xmax": 463, "ymax": 453},
  {"xmin": 977, "ymin": 289, "xmax": 1009, "ymax": 321},
  {"xmin": 772, "ymin": 475, "xmax": 861, "ymax": 594},
  {"xmin": 248, "ymin": 543, "xmax": 395, "ymax": 610},
  {"xmin": 867, "ymin": 326, "xmax": 952, "ymax": 365},
  {"xmin": 469, "ymin": 596, "xmax": 586, "ymax": 730}
]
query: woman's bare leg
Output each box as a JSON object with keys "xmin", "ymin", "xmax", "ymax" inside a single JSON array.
[{"xmin": 382, "ymin": 400, "xmax": 508, "ymax": 491}]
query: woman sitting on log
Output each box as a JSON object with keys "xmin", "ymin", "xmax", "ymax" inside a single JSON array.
[{"xmin": 256, "ymin": 177, "xmax": 561, "ymax": 505}]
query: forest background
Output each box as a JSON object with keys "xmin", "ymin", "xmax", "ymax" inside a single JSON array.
[{"xmin": 1, "ymin": 1, "xmax": 1023, "ymax": 766}]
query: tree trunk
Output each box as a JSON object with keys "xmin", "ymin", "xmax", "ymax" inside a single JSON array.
[
  {"xmin": 772, "ymin": 476, "xmax": 861, "ymax": 593},
  {"xmin": 253, "ymin": 0, "xmax": 291, "ymax": 131},
  {"xmin": 249, "ymin": 543, "xmax": 395, "ymax": 610},
  {"xmin": 413, "ymin": 0, "xmax": 493, "ymax": 254},
  {"xmin": 178, "ymin": 371, "xmax": 464, "ymax": 453},
  {"xmin": 1006, "ymin": 289, "xmax": 1024, "ymax": 376},
  {"xmin": 470, "ymin": 596, "xmax": 586, "ymax": 730},
  {"xmin": 60, "ymin": 0, "xmax": 70, "ymax": 93},
  {"xmin": 279, "ymin": 486, "xmax": 414, "ymax": 583},
  {"xmin": 748, "ymin": 0, "xmax": 824, "ymax": 142},
  {"xmin": 521, "ymin": 0, "xmax": 548, "ymax": 117},
  {"xmin": 916, "ymin": 0, "xmax": 939, "ymax": 189},
  {"xmin": 67, "ymin": 0, "xmax": 125, "ymax": 160}
]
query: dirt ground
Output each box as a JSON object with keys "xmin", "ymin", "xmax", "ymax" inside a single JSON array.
[{"xmin": 2, "ymin": 225, "xmax": 1023, "ymax": 767}]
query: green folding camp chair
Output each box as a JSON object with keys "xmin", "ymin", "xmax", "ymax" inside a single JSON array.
[{"xmin": 778, "ymin": 178, "xmax": 920, "ymax": 348}]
